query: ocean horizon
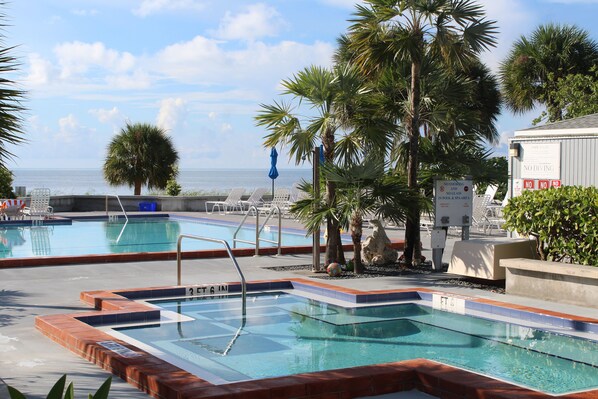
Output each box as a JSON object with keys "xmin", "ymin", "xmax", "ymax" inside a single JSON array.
[{"xmin": 11, "ymin": 168, "xmax": 312, "ymax": 196}]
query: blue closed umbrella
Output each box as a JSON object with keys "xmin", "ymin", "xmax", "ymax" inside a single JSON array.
[{"xmin": 268, "ymin": 148, "xmax": 279, "ymax": 196}]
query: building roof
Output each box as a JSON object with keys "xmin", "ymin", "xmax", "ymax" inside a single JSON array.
[{"xmin": 515, "ymin": 113, "xmax": 598, "ymax": 137}]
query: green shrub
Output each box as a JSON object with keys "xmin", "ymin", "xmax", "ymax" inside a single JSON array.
[
  {"xmin": 502, "ymin": 186, "xmax": 598, "ymax": 265},
  {"xmin": 0, "ymin": 168, "xmax": 16, "ymax": 198},
  {"xmin": 7, "ymin": 374, "xmax": 111, "ymax": 399}
]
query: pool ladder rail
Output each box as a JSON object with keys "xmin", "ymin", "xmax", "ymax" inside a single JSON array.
[
  {"xmin": 176, "ymin": 234, "xmax": 247, "ymax": 317},
  {"xmin": 105, "ymin": 194, "xmax": 129, "ymax": 243},
  {"xmin": 232, "ymin": 205, "xmax": 282, "ymax": 256}
]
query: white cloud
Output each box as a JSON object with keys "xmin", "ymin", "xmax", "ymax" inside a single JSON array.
[
  {"xmin": 220, "ymin": 122, "xmax": 232, "ymax": 133},
  {"xmin": 133, "ymin": 0, "xmax": 206, "ymax": 17},
  {"xmin": 157, "ymin": 98, "xmax": 188, "ymax": 132},
  {"xmin": 320, "ymin": 0, "xmax": 362, "ymax": 9},
  {"xmin": 54, "ymin": 41, "xmax": 136, "ymax": 79},
  {"xmin": 212, "ymin": 3, "xmax": 287, "ymax": 41},
  {"xmin": 24, "ymin": 53, "xmax": 56, "ymax": 86},
  {"xmin": 105, "ymin": 70, "xmax": 152, "ymax": 90},
  {"xmin": 208, "ymin": 112, "xmax": 217, "ymax": 120},
  {"xmin": 56, "ymin": 114, "xmax": 81, "ymax": 143},
  {"xmin": 155, "ymin": 36, "xmax": 334, "ymax": 86},
  {"xmin": 71, "ymin": 9, "xmax": 99, "ymax": 16},
  {"xmin": 89, "ymin": 107, "xmax": 126, "ymax": 126}
]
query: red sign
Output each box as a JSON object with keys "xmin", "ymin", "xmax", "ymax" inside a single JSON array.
[
  {"xmin": 523, "ymin": 179, "xmax": 535, "ymax": 190},
  {"xmin": 551, "ymin": 180, "xmax": 561, "ymax": 188},
  {"xmin": 538, "ymin": 180, "xmax": 550, "ymax": 189}
]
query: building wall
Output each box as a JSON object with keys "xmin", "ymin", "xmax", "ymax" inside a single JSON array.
[{"xmin": 510, "ymin": 136, "xmax": 598, "ymax": 187}]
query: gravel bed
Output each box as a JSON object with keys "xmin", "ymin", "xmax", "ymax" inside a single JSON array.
[{"xmin": 263, "ymin": 263, "xmax": 505, "ymax": 294}]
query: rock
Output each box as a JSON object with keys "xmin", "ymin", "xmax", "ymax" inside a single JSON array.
[{"xmin": 361, "ymin": 219, "xmax": 398, "ymax": 266}]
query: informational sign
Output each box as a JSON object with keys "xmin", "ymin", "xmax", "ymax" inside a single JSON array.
[
  {"xmin": 551, "ymin": 179, "xmax": 561, "ymax": 188},
  {"xmin": 523, "ymin": 179, "xmax": 535, "ymax": 190},
  {"xmin": 521, "ymin": 143, "xmax": 561, "ymax": 179},
  {"xmin": 538, "ymin": 180, "xmax": 550, "ymax": 190},
  {"xmin": 432, "ymin": 293, "xmax": 466, "ymax": 314},
  {"xmin": 513, "ymin": 179, "xmax": 523, "ymax": 197},
  {"xmin": 434, "ymin": 179, "xmax": 473, "ymax": 227},
  {"xmin": 186, "ymin": 284, "xmax": 229, "ymax": 297}
]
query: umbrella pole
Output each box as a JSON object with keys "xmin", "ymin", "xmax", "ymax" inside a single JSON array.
[{"xmin": 271, "ymin": 179, "xmax": 274, "ymax": 198}]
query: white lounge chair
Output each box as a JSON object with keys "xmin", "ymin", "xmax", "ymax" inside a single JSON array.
[
  {"xmin": 205, "ymin": 188, "xmax": 245, "ymax": 214},
  {"xmin": 23, "ymin": 188, "xmax": 53, "ymax": 220},
  {"xmin": 471, "ymin": 194, "xmax": 492, "ymax": 232},
  {"xmin": 240, "ymin": 187, "xmax": 268, "ymax": 214},
  {"xmin": 257, "ymin": 188, "xmax": 290, "ymax": 216}
]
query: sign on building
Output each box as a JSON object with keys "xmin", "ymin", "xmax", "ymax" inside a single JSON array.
[
  {"xmin": 434, "ymin": 179, "xmax": 473, "ymax": 227},
  {"xmin": 521, "ymin": 143, "xmax": 561, "ymax": 179}
]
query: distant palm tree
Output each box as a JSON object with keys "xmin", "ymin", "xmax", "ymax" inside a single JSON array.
[
  {"xmin": 0, "ymin": 2, "xmax": 27, "ymax": 169},
  {"xmin": 344, "ymin": 0, "xmax": 497, "ymax": 265},
  {"xmin": 500, "ymin": 23, "xmax": 598, "ymax": 123},
  {"xmin": 103, "ymin": 122, "xmax": 179, "ymax": 195}
]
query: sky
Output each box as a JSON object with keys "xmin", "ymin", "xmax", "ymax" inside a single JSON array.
[{"xmin": 5, "ymin": 0, "xmax": 598, "ymax": 170}]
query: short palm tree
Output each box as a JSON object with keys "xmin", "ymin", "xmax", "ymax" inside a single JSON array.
[
  {"xmin": 345, "ymin": 0, "xmax": 497, "ymax": 265},
  {"xmin": 256, "ymin": 64, "xmax": 391, "ymax": 266},
  {"xmin": 103, "ymin": 122, "xmax": 179, "ymax": 195},
  {"xmin": 500, "ymin": 23, "xmax": 598, "ymax": 123}
]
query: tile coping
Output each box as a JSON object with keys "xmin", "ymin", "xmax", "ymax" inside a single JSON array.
[{"xmin": 36, "ymin": 278, "xmax": 598, "ymax": 399}]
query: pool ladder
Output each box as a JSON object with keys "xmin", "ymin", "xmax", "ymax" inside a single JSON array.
[
  {"xmin": 232, "ymin": 205, "xmax": 282, "ymax": 256},
  {"xmin": 105, "ymin": 194, "xmax": 128, "ymax": 222},
  {"xmin": 176, "ymin": 234, "xmax": 246, "ymax": 316}
]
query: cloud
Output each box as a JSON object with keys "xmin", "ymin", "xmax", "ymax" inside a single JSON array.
[
  {"xmin": 133, "ymin": 0, "xmax": 206, "ymax": 17},
  {"xmin": 220, "ymin": 123, "xmax": 232, "ymax": 133},
  {"xmin": 320, "ymin": 0, "xmax": 362, "ymax": 9},
  {"xmin": 212, "ymin": 3, "xmax": 287, "ymax": 41},
  {"xmin": 55, "ymin": 114, "xmax": 82, "ymax": 143},
  {"xmin": 155, "ymin": 36, "xmax": 334, "ymax": 86},
  {"xmin": 54, "ymin": 41, "xmax": 136, "ymax": 79},
  {"xmin": 71, "ymin": 9, "xmax": 99, "ymax": 16},
  {"xmin": 24, "ymin": 53, "xmax": 57, "ymax": 86},
  {"xmin": 89, "ymin": 107, "xmax": 126, "ymax": 126},
  {"xmin": 157, "ymin": 98, "xmax": 188, "ymax": 132}
]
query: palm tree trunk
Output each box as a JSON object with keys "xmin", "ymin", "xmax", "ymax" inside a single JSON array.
[
  {"xmin": 322, "ymin": 127, "xmax": 342, "ymax": 265},
  {"xmin": 134, "ymin": 180, "xmax": 142, "ymax": 196},
  {"xmin": 404, "ymin": 61, "xmax": 422, "ymax": 266},
  {"xmin": 351, "ymin": 212, "xmax": 364, "ymax": 274}
]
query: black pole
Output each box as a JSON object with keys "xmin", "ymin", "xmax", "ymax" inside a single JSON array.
[
  {"xmin": 271, "ymin": 179, "xmax": 274, "ymax": 198},
  {"xmin": 312, "ymin": 146, "xmax": 321, "ymax": 272}
]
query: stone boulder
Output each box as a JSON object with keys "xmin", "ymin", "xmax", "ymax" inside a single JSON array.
[{"xmin": 361, "ymin": 219, "xmax": 398, "ymax": 265}]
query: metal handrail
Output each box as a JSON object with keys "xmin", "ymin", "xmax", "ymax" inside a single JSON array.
[
  {"xmin": 176, "ymin": 234, "xmax": 246, "ymax": 316},
  {"xmin": 105, "ymin": 194, "xmax": 128, "ymax": 222},
  {"xmin": 232, "ymin": 205, "xmax": 282, "ymax": 256}
]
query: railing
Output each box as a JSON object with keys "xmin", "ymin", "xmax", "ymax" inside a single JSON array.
[
  {"xmin": 176, "ymin": 234, "xmax": 246, "ymax": 316},
  {"xmin": 232, "ymin": 205, "xmax": 282, "ymax": 256},
  {"xmin": 105, "ymin": 194, "xmax": 128, "ymax": 222}
]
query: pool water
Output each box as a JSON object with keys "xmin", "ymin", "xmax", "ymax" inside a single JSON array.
[
  {"xmin": 0, "ymin": 218, "xmax": 319, "ymax": 258},
  {"xmin": 113, "ymin": 293, "xmax": 598, "ymax": 394}
]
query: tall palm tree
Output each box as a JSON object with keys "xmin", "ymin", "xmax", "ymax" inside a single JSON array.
[
  {"xmin": 256, "ymin": 64, "xmax": 392, "ymax": 266},
  {"xmin": 500, "ymin": 23, "xmax": 598, "ymax": 123},
  {"xmin": 345, "ymin": 0, "xmax": 497, "ymax": 265},
  {"xmin": 103, "ymin": 122, "xmax": 179, "ymax": 195},
  {"xmin": 0, "ymin": 2, "xmax": 27, "ymax": 169}
]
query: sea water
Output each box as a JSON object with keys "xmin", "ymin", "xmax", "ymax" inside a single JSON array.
[{"xmin": 11, "ymin": 168, "xmax": 311, "ymax": 196}]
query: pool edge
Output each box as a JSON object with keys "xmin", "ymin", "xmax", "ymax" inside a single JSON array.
[{"xmin": 36, "ymin": 278, "xmax": 598, "ymax": 399}]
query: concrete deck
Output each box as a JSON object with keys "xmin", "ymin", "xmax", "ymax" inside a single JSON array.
[{"xmin": 1, "ymin": 212, "xmax": 596, "ymax": 398}]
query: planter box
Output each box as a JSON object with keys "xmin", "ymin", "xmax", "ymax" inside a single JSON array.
[
  {"xmin": 500, "ymin": 258, "xmax": 598, "ymax": 308},
  {"xmin": 448, "ymin": 238, "xmax": 536, "ymax": 280}
]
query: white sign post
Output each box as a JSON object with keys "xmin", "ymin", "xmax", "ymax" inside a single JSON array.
[{"xmin": 431, "ymin": 179, "xmax": 473, "ymax": 271}]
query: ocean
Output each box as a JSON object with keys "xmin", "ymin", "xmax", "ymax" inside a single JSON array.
[{"xmin": 11, "ymin": 169, "xmax": 313, "ymax": 196}]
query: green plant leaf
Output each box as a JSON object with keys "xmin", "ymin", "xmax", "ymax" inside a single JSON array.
[
  {"xmin": 7, "ymin": 386, "xmax": 27, "ymax": 399},
  {"xmin": 46, "ymin": 375, "xmax": 67, "ymax": 399},
  {"xmin": 63, "ymin": 383, "xmax": 74, "ymax": 399},
  {"xmin": 91, "ymin": 377, "xmax": 112, "ymax": 399}
]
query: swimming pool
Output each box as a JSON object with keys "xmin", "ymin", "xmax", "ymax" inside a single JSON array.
[
  {"xmin": 110, "ymin": 291, "xmax": 598, "ymax": 395},
  {"xmin": 0, "ymin": 216, "xmax": 321, "ymax": 259}
]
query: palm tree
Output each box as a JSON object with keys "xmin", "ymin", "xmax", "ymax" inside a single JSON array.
[
  {"xmin": 256, "ymin": 64, "xmax": 392, "ymax": 266},
  {"xmin": 345, "ymin": 0, "xmax": 497, "ymax": 265},
  {"xmin": 500, "ymin": 23, "xmax": 598, "ymax": 123},
  {"xmin": 0, "ymin": 2, "xmax": 26, "ymax": 169},
  {"xmin": 103, "ymin": 122, "xmax": 179, "ymax": 195}
]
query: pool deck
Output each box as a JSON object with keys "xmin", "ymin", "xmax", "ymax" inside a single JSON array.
[{"xmin": 1, "ymin": 212, "xmax": 597, "ymax": 399}]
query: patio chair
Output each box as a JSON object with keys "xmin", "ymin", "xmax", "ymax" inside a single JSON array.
[
  {"xmin": 205, "ymin": 188, "xmax": 245, "ymax": 214},
  {"xmin": 471, "ymin": 194, "xmax": 492, "ymax": 232},
  {"xmin": 240, "ymin": 187, "xmax": 268, "ymax": 214},
  {"xmin": 257, "ymin": 188, "xmax": 290, "ymax": 216},
  {"xmin": 22, "ymin": 188, "xmax": 53, "ymax": 220},
  {"xmin": 1, "ymin": 199, "xmax": 26, "ymax": 220}
]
